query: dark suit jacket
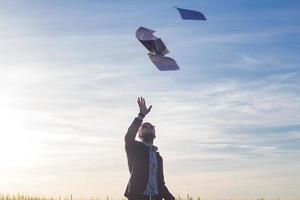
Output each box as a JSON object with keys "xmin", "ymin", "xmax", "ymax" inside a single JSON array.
[{"xmin": 124, "ymin": 117, "xmax": 175, "ymax": 200}]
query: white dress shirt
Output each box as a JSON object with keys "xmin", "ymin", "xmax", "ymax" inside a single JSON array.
[{"xmin": 142, "ymin": 142, "xmax": 159, "ymax": 196}]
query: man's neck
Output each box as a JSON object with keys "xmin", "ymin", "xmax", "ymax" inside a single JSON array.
[{"xmin": 142, "ymin": 139, "xmax": 153, "ymax": 145}]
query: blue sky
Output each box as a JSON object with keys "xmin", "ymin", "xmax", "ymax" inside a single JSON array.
[{"xmin": 0, "ymin": 0, "xmax": 300, "ymax": 200}]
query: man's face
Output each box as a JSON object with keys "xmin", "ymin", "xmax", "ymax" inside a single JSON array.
[{"xmin": 140, "ymin": 123, "xmax": 155, "ymax": 140}]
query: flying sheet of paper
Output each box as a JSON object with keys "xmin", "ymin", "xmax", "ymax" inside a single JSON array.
[
  {"xmin": 175, "ymin": 7, "xmax": 207, "ymax": 20},
  {"xmin": 136, "ymin": 26, "xmax": 179, "ymax": 71},
  {"xmin": 148, "ymin": 53, "xmax": 180, "ymax": 71},
  {"xmin": 136, "ymin": 27, "xmax": 158, "ymax": 40},
  {"xmin": 140, "ymin": 39, "xmax": 169, "ymax": 56},
  {"xmin": 136, "ymin": 27, "xmax": 169, "ymax": 56}
]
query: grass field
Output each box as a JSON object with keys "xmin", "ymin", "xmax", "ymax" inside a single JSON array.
[{"xmin": 0, "ymin": 194, "xmax": 279, "ymax": 200}]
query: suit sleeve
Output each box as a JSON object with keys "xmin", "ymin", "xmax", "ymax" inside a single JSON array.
[
  {"xmin": 161, "ymin": 158, "xmax": 175, "ymax": 200},
  {"xmin": 124, "ymin": 117, "xmax": 143, "ymax": 172},
  {"xmin": 125, "ymin": 117, "xmax": 143, "ymax": 144}
]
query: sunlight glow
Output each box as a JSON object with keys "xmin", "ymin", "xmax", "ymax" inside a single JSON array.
[{"xmin": 0, "ymin": 106, "xmax": 37, "ymax": 168}]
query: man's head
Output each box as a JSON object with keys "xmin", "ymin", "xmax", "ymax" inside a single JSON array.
[{"xmin": 138, "ymin": 122, "xmax": 156, "ymax": 143}]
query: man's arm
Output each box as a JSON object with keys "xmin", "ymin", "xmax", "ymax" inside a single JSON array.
[
  {"xmin": 124, "ymin": 114, "xmax": 144, "ymax": 143},
  {"xmin": 162, "ymin": 185, "xmax": 175, "ymax": 200},
  {"xmin": 124, "ymin": 97, "xmax": 152, "ymax": 172},
  {"xmin": 125, "ymin": 96, "xmax": 152, "ymax": 143}
]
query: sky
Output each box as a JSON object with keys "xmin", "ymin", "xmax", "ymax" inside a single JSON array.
[{"xmin": 0, "ymin": 0, "xmax": 300, "ymax": 199}]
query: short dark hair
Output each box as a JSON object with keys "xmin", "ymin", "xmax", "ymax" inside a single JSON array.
[{"xmin": 138, "ymin": 122, "xmax": 155, "ymax": 139}]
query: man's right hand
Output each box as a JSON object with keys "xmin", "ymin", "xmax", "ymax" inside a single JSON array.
[{"xmin": 137, "ymin": 97, "xmax": 152, "ymax": 116}]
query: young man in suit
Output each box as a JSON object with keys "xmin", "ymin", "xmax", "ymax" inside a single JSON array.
[{"xmin": 124, "ymin": 97, "xmax": 175, "ymax": 200}]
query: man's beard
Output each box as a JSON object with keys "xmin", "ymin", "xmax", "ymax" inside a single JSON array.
[{"xmin": 142, "ymin": 132, "xmax": 155, "ymax": 142}]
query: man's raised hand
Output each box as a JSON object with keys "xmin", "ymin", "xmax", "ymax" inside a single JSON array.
[{"xmin": 137, "ymin": 97, "xmax": 152, "ymax": 116}]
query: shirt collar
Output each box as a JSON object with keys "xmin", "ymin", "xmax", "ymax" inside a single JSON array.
[{"xmin": 142, "ymin": 142, "xmax": 158, "ymax": 152}]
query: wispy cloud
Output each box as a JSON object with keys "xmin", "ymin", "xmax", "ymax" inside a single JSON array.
[{"xmin": 0, "ymin": 0, "xmax": 300, "ymax": 199}]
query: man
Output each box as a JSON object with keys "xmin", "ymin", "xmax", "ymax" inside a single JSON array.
[{"xmin": 124, "ymin": 97, "xmax": 175, "ymax": 200}]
